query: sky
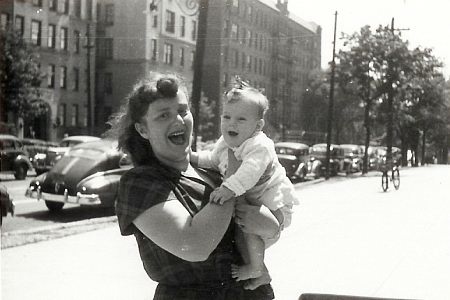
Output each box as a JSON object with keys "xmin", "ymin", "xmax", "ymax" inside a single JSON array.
[{"xmin": 288, "ymin": 0, "xmax": 450, "ymax": 79}]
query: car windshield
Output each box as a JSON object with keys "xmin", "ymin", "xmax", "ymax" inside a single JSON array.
[
  {"xmin": 276, "ymin": 147, "xmax": 296, "ymax": 155},
  {"xmin": 68, "ymin": 148, "xmax": 106, "ymax": 159},
  {"xmin": 59, "ymin": 140, "xmax": 83, "ymax": 147},
  {"xmin": 311, "ymin": 146, "xmax": 327, "ymax": 154}
]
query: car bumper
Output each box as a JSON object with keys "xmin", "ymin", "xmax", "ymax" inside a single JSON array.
[{"xmin": 26, "ymin": 186, "xmax": 101, "ymax": 205}]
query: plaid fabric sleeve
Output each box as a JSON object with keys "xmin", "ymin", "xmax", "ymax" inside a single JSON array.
[{"xmin": 116, "ymin": 167, "xmax": 175, "ymax": 236}]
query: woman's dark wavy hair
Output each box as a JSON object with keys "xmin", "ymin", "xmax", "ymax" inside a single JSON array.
[{"xmin": 105, "ymin": 72, "xmax": 189, "ymax": 166}]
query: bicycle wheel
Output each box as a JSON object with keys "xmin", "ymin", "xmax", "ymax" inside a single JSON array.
[
  {"xmin": 381, "ymin": 171, "xmax": 389, "ymax": 191},
  {"xmin": 392, "ymin": 168, "xmax": 400, "ymax": 190}
]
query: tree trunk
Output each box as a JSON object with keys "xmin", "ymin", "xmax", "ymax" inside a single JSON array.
[{"xmin": 421, "ymin": 130, "xmax": 426, "ymax": 166}]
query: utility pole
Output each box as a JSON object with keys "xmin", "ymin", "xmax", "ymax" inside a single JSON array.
[
  {"xmin": 84, "ymin": 23, "xmax": 94, "ymax": 136},
  {"xmin": 325, "ymin": 11, "xmax": 337, "ymax": 180},
  {"xmin": 362, "ymin": 64, "xmax": 372, "ymax": 174},
  {"xmin": 385, "ymin": 17, "xmax": 395, "ymax": 164},
  {"xmin": 191, "ymin": 0, "xmax": 208, "ymax": 151}
]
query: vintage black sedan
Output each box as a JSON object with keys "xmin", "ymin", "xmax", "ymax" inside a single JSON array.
[
  {"xmin": 26, "ymin": 139, "xmax": 132, "ymax": 212},
  {"xmin": 306, "ymin": 143, "xmax": 341, "ymax": 179},
  {"xmin": 275, "ymin": 142, "xmax": 310, "ymax": 182},
  {"xmin": 1, "ymin": 184, "xmax": 15, "ymax": 226}
]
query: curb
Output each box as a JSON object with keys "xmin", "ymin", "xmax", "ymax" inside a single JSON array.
[{"xmin": 1, "ymin": 216, "xmax": 118, "ymax": 249}]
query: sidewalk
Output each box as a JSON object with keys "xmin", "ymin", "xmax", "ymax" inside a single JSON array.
[{"xmin": 1, "ymin": 225, "xmax": 155, "ymax": 300}]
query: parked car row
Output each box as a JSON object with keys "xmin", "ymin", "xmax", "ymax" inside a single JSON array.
[{"xmin": 275, "ymin": 142, "xmax": 402, "ymax": 182}]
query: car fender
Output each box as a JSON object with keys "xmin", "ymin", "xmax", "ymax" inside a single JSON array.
[
  {"xmin": 15, "ymin": 155, "xmax": 33, "ymax": 169},
  {"xmin": 294, "ymin": 162, "xmax": 306, "ymax": 176}
]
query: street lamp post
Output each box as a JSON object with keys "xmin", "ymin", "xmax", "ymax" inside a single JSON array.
[{"xmin": 84, "ymin": 23, "xmax": 94, "ymax": 136}]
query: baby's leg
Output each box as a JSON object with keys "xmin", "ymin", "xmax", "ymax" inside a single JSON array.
[{"xmin": 232, "ymin": 227, "xmax": 265, "ymax": 281}]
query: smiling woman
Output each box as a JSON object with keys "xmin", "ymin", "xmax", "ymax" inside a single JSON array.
[{"xmin": 106, "ymin": 72, "xmax": 277, "ymax": 299}]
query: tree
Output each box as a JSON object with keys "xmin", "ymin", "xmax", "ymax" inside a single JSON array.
[{"xmin": 0, "ymin": 24, "xmax": 46, "ymax": 130}]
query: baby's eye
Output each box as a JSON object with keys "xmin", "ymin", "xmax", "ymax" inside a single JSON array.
[
  {"xmin": 222, "ymin": 115, "xmax": 231, "ymax": 120},
  {"xmin": 238, "ymin": 117, "xmax": 246, "ymax": 121}
]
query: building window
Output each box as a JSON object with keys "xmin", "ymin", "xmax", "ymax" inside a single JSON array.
[
  {"xmin": 48, "ymin": 24, "xmax": 56, "ymax": 48},
  {"xmin": 83, "ymin": 105, "xmax": 88, "ymax": 127},
  {"xmin": 49, "ymin": 0, "xmax": 57, "ymax": 11},
  {"xmin": 73, "ymin": 68, "xmax": 79, "ymax": 91},
  {"xmin": 165, "ymin": 10, "xmax": 175, "ymax": 33},
  {"xmin": 60, "ymin": 66, "xmax": 67, "ymax": 88},
  {"xmin": 151, "ymin": 39, "xmax": 158, "ymax": 60},
  {"xmin": 61, "ymin": 0, "xmax": 69, "ymax": 14},
  {"xmin": 32, "ymin": 0, "xmax": 42, "ymax": 7},
  {"xmin": 105, "ymin": 4, "xmax": 114, "ymax": 25},
  {"xmin": 104, "ymin": 73, "xmax": 112, "ymax": 94},
  {"xmin": 74, "ymin": 30, "xmax": 80, "ymax": 53},
  {"xmin": 163, "ymin": 43, "xmax": 173, "ymax": 65},
  {"xmin": 180, "ymin": 16, "xmax": 186, "ymax": 37},
  {"xmin": 105, "ymin": 38, "xmax": 113, "ymax": 58},
  {"xmin": 233, "ymin": 49, "xmax": 239, "ymax": 68},
  {"xmin": 74, "ymin": 0, "xmax": 81, "ymax": 17},
  {"xmin": 71, "ymin": 104, "xmax": 79, "ymax": 126},
  {"xmin": 31, "ymin": 20, "xmax": 41, "ymax": 46},
  {"xmin": 47, "ymin": 65, "xmax": 55, "ymax": 88},
  {"xmin": 179, "ymin": 47, "xmax": 185, "ymax": 66},
  {"xmin": 86, "ymin": 0, "xmax": 93, "ymax": 20},
  {"xmin": 59, "ymin": 104, "xmax": 67, "ymax": 126},
  {"xmin": 191, "ymin": 20, "xmax": 197, "ymax": 40},
  {"xmin": 231, "ymin": 24, "xmax": 238, "ymax": 40},
  {"xmin": 152, "ymin": 15, "xmax": 158, "ymax": 28},
  {"xmin": 60, "ymin": 27, "xmax": 68, "ymax": 50},
  {"xmin": 191, "ymin": 51, "xmax": 195, "ymax": 69},
  {"xmin": 0, "ymin": 13, "xmax": 8, "ymax": 31},
  {"xmin": 15, "ymin": 16, "xmax": 24, "ymax": 36}
]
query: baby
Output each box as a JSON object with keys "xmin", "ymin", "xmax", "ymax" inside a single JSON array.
[{"xmin": 191, "ymin": 78, "xmax": 298, "ymax": 282}]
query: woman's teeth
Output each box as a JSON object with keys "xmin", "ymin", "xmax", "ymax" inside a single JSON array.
[{"xmin": 168, "ymin": 131, "xmax": 185, "ymax": 145}]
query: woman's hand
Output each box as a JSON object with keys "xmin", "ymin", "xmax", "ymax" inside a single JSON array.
[{"xmin": 234, "ymin": 201, "xmax": 280, "ymax": 244}]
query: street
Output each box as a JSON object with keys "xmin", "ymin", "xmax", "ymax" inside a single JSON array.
[{"xmin": 1, "ymin": 165, "xmax": 450, "ymax": 300}]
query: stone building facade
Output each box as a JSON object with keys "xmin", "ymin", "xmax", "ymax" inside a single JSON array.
[{"xmin": 1, "ymin": 0, "xmax": 96, "ymax": 141}]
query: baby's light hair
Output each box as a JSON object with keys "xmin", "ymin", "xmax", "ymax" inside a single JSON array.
[{"xmin": 223, "ymin": 77, "xmax": 269, "ymax": 119}]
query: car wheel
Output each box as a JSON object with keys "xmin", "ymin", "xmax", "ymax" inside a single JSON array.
[
  {"xmin": 45, "ymin": 201, "xmax": 64, "ymax": 212},
  {"xmin": 14, "ymin": 165, "xmax": 27, "ymax": 180}
]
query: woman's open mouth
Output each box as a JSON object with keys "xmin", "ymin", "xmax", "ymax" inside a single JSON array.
[{"xmin": 168, "ymin": 130, "xmax": 186, "ymax": 145}]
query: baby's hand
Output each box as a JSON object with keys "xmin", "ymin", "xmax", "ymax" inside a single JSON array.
[{"xmin": 210, "ymin": 186, "xmax": 235, "ymax": 205}]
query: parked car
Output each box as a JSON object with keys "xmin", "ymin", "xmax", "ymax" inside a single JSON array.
[
  {"xmin": 306, "ymin": 143, "xmax": 340, "ymax": 179},
  {"xmin": 275, "ymin": 142, "xmax": 310, "ymax": 182},
  {"xmin": 33, "ymin": 135, "xmax": 100, "ymax": 175},
  {"xmin": 26, "ymin": 139, "xmax": 131, "ymax": 212},
  {"xmin": 21, "ymin": 138, "xmax": 48, "ymax": 165},
  {"xmin": 338, "ymin": 144, "xmax": 364, "ymax": 174},
  {"xmin": 1, "ymin": 184, "xmax": 15, "ymax": 226},
  {"xmin": 0, "ymin": 134, "xmax": 33, "ymax": 180}
]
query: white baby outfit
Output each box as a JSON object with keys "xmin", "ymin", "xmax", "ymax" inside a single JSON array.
[{"xmin": 197, "ymin": 131, "xmax": 299, "ymax": 228}]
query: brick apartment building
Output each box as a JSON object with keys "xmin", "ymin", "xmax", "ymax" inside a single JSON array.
[
  {"xmin": 202, "ymin": 0, "xmax": 321, "ymax": 139},
  {"xmin": 0, "ymin": 0, "xmax": 96, "ymax": 141},
  {"xmin": 94, "ymin": 0, "xmax": 199, "ymax": 135}
]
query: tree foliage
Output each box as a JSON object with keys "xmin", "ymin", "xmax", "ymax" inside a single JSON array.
[
  {"xmin": 0, "ymin": 25, "xmax": 47, "ymax": 120},
  {"xmin": 334, "ymin": 23, "xmax": 448, "ymax": 165}
]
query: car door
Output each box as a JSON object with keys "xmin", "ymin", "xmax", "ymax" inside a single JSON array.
[{"xmin": 0, "ymin": 139, "xmax": 15, "ymax": 172}]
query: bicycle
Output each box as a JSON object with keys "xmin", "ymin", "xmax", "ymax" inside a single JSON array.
[{"xmin": 379, "ymin": 158, "xmax": 400, "ymax": 192}]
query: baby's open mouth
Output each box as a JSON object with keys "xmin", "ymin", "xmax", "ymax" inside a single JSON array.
[
  {"xmin": 168, "ymin": 130, "xmax": 186, "ymax": 145},
  {"xmin": 228, "ymin": 130, "xmax": 238, "ymax": 137}
]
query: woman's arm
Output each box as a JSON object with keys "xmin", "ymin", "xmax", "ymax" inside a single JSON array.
[{"xmin": 134, "ymin": 197, "xmax": 235, "ymax": 262}]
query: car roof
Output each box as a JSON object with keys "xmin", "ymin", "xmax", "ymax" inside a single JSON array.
[
  {"xmin": 61, "ymin": 135, "xmax": 100, "ymax": 143},
  {"xmin": 275, "ymin": 142, "xmax": 309, "ymax": 149},
  {"xmin": 339, "ymin": 144, "xmax": 361, "ymax": 149},
  {"xmin": 0, "ymin": 134, "xmax": 20, "ymax": 141}
]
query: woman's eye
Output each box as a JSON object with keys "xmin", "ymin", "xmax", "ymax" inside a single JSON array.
[{"xmin": 238, "ymin": 117, "xmax": 246, "ymax": 121}]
